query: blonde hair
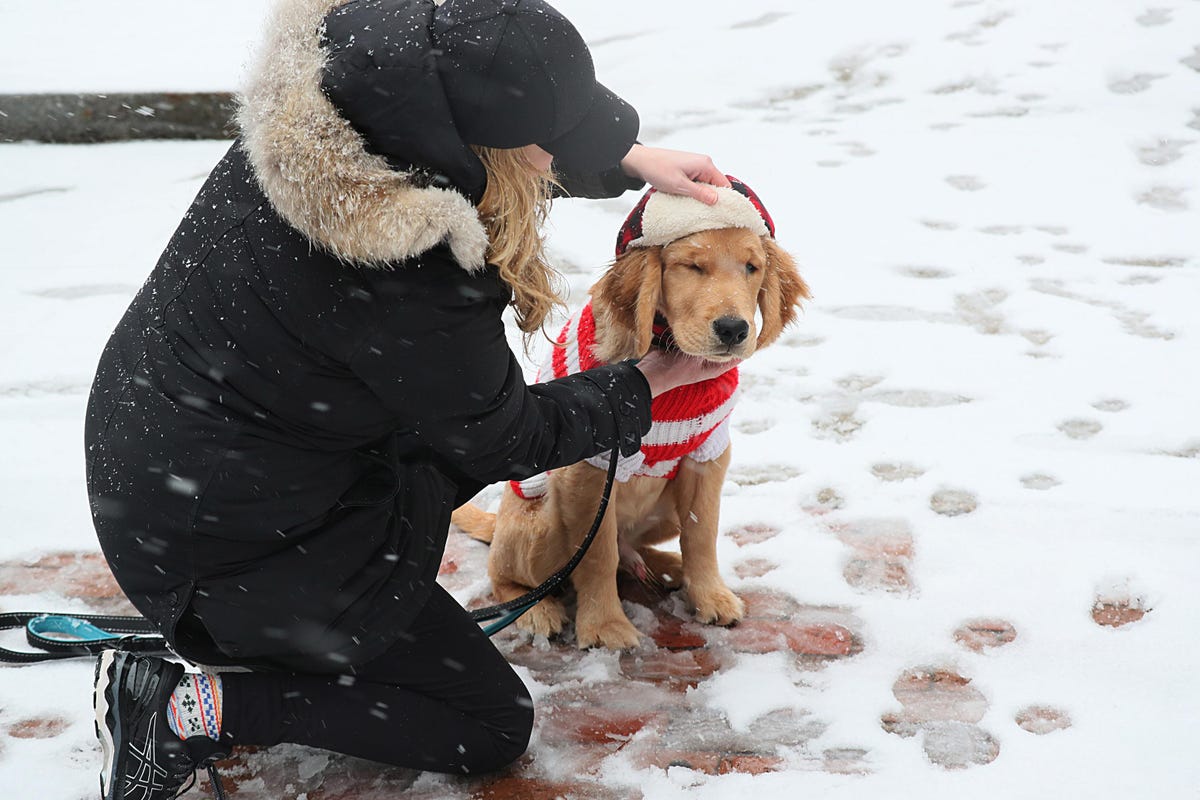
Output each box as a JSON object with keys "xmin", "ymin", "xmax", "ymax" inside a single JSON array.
[{"xmin": 473, "ymin": 146, "xmax": 564, "ymax": 338}]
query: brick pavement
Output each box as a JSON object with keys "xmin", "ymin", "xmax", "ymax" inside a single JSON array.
[{"xmin": 0, "ymin": 532, "xmax": 1136, "ymax": 796}]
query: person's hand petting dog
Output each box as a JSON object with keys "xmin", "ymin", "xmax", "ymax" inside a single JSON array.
[{"xmin": 621, "ymin": 144, "xmax": 733, "ymax": 206}]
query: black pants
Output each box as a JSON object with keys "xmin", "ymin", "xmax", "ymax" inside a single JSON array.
[{"xmin": 214, "ymin": 585, "xmax": 533, "ymax": 774}]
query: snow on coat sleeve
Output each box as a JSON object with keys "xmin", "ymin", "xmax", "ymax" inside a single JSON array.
[{"xmin": 346, "ymin": 254, "xmax": 652, "ymax": 485}]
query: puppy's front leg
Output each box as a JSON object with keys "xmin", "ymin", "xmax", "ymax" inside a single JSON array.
[
  {"xmin": 677, "ymin": 448, "xmax": 745, "ymax": 625},
  {"xmin": 561, "ymin": 468, "xmax": 641, "ymax": 649}
]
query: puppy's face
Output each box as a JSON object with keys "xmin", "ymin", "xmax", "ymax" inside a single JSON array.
[
  {"xmin": 590, "ymin": 225, "xmax": 809, "ymax": 364},
  {"xmin": 659, "ymin": 228, "xmax": 769, "ymax": 362}
]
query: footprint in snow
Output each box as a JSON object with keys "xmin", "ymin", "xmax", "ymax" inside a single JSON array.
[
  {"xmin": 1092, "ymin": 397, "xmax": 1129, "ymax": 413},
  {"xmin": 1181, "ymin": 46, "xmax": 1200, "ymax": 72},
  {"xmin": 1136, "ymin": 186, "xmax": 1189, "ymax": 212},
  {"xmin": 954, "ymin": 289, "xmax": 1008, "ymax": 335},
  {"xmin": 831, "ymin": 517, "xmax": 915, "ymax": 595},
  {"xmin": 836, "ymin": 374, "xmax": 885, "ymax": 393},
  {"xmin": 733, "ymin": 417, "xmax": 775, "ymax": 435},
  {"xmin": 812, "ymin": 407, "xmax": 866, "ymax": 441},
  {"xmin": 871, "ymin": 462, "xmax": 925, "ymax": 482},
  {"xmin": 918, "ymin": 218, "xmax": 959, "ymax": 231},
  {"xmin": 1015, "ymin": 706, "xmax": 1072, "ymax": 735},
  {"xmin": 825, "ymin": 304, "xmax": 956, "ymax": 324},
  {"xmin": 730, "ymin": 11, "xmax": 791, "ymax": 30},
  {"xmin": 896, "ymin": 265, "xmax": 954, "ymax": 279},
  {"xmin": 1120, "ymin": 273, "xmax": 1163, "ymax": 285},
  {"xmin": 838, "ymin": 141, "xmax": 876, "ymax": 158},
  {"xmin": 954, "ymin": 618, "xmax": 1017, "ymax": 652},
  {"xmin": 727, "ymin": 464, "xmax": 802, "ymax": 487},
  {"xmin": 1108, "ymin": 73, "xmax": 1166, "ymax": 94},
  {"xmin": 734, "ymin": 558, "xmax": 778, "ymax": 579},
  {"xmin": 1020, "ymin": 473, "xmax": 1061, "ymax": 490},
  {"xmin": 1136, "ymin": 139, "xmax": 1192, "ymax": 167},
  {"xmin": 779, "ymin": 331, "xmax": 825, "ymax": 348},
  {"xmin": 977, "ymin": 224, "xmax": 1024, "ymax": 236},
  {"xmin": 945, "ymin": 174, "xmax": 987, "ymax": 192},
  {"xmin": 881, "ymin": 667, "xmax": 1000, "ymax": 769},
  {"xmin": 930, "ymin": 488, "xmax": 978, "ymax": 516},
  {"xmin": 969, "ymin": 105, "xmax": 1030, "ymax": 119},
  {"xmin": 1057, "ymin": 418, "xmax": 1102, "ymax": 440},
  {"xmin": 727, "ymin": 523, "xmax": 782, "ymax": 547},
  {"xmin": 7, "ymin": 716, "xmax": 70, "ymax": 740},
  {"xmin": 1020, "ymin": 329, "xmax": 1053, "ymax": 346},
  {"xmin": 1102, "ymin": 255, "xmax": 1186, "ymax": 268},
  {"xmin": 1161, "ymin": 440, "xmax": 1200, "ymax": 459},
  {"xmin": 930, "ymin": 76, "xmax": 992, "ymax": 95},
  {"xmin": 1136, "ymin": 8, "xmax": 1173, "ymax": 26},
  {"xmin": 869, "ymin": 389, "xmax": 972, "ymax": 408},
  {"xmin": 805, "ymin": 487, "xmax": 845, "ymax": 515},
  {"xmin": 1092, "ymin": 578, "xmax": 1152, "ymax": 628}
]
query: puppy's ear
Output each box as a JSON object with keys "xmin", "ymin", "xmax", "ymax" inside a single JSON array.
[
  {"xmin": 591, "ymin": 246, "xmax": 664, "ymax": 362},
  {"xmin": 756, "ymin": 238, "xmax": 810, "ymax": 350}
]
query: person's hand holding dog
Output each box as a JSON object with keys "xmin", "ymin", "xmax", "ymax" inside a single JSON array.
[
  {"xmin": 620, "ymin": 144, "xmax": 732, "ymax": 206},
  {"xmin": 634, "ymin": 349, "xmax": 740, "ymax": 398}
]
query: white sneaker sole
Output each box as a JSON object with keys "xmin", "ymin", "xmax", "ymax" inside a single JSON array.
[{"xmin": 93, "ymin": 650, "xmax": 119, "ymax": 800}]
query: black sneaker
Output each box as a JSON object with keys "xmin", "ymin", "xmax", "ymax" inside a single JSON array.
[{"xmin": 93, "ymin": 650, "xmax": 227, "ymax": 800}]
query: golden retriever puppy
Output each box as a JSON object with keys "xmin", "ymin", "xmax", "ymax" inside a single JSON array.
[{"xmin": 453, "ymin": 180, "xmax": 809, "ymax": 649}]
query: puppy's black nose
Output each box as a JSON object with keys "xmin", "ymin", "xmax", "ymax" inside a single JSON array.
[{"xmin": 713, "ymin": 316, "xmax": 750, "ymax": 346}]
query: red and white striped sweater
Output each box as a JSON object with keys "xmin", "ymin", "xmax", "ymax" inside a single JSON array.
[{"xmin": 510, "ymin": 301, "xmax": 739, "ymax": 499}]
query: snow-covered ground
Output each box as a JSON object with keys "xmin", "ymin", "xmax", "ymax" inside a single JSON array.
[{"xmin": 2, "ymin": 1, "xmax": 1199, "ymax": 797}]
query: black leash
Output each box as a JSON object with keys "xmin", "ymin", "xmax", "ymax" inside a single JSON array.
[
  {"xmin": 468, "ymin": 445, "xmax": 618, "ymax": 635},
  {"xmin": 1, "ymin": 445, "xmax": 620, "ymax": 661}
]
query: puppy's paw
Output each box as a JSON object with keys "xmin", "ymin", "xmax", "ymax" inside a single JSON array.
[
  {"xmin": 517, "ymin": 597, "xmax": 568, "ymax": 639},
  {"xmin": 689, "ymin": 583, "xmax": 745, "ymax": 626},
  {"xmin": 639, "ymin": 548, "xmax": 684, "ymax": 588},
  {"xmin": 575, "ymin": 614, "xmax": 642, "ymax": 650}
]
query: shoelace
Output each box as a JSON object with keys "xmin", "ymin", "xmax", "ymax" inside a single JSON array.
[
  {"xmin": 207, "ymin": 764, "xmax": 228, "ymax": 800},
  {"xmin": 168, "ymin": 763, "xmax": 227, "ymax": 800}
]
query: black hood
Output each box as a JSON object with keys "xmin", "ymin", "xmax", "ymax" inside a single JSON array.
[
  {"xmin": 320, "ymin": 0, "xmax": 489, "ymax": 202},
  {"xmin": 236, "ymin": 0, "xmax": 490, "ymax": 269}
]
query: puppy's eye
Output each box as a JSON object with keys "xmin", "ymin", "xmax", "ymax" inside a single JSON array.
[
  {"xmin": 745, "ymin": 262, "xmax": 760, "ymax": 274},
  {"xmin": 688, "ymin": 263, "xmax": 704, "ymax": 274}
]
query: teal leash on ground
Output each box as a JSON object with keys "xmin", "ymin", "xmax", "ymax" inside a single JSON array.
[{"xmin": 0, "ymin": 611, "xmax": 171, "ymax": 664}]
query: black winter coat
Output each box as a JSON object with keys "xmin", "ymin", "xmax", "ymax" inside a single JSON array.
[{"xmin": 85, "ymin": 0, "xmax": 651, "ymax": 667}]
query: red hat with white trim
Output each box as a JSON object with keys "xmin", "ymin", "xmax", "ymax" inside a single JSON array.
[{"xmin": 615, "ymin": 176, "xmax": 776, "ymax": 257}]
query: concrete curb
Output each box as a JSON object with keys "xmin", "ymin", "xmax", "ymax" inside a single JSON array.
[{"xmin": 0, "ymin": 93, "xmax": 236, "ymax": 144}]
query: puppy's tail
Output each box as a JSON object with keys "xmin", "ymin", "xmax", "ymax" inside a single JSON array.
[{"xmin": 451, "ymin": 503, "xmax": 496, "ymax": 544}]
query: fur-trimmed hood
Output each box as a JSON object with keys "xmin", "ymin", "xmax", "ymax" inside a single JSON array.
[{"xmin": 237, "ymin": 0, "xmax": 489, "ymax": 270}]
